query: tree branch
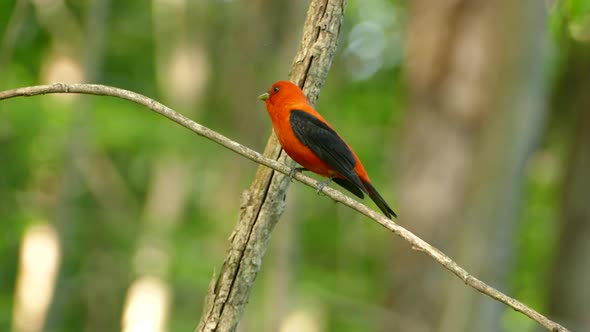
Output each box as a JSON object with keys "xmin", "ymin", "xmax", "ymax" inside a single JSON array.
[
  {"xmin": 0, "ymin": 82, "xmax": 569, "ymax": 332},
  {"xmin": 196, "ymin": 1, "xmax": 346, "ymax": 331}
]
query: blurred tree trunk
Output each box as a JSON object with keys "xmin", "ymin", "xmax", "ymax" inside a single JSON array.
[
  {"xmin": 36, "ymin": 0, "xmax": 131, "ymax": 331},
  {"xmin": 118, "ymin": 2, "xmax": 206, "ymax": 330},
  {"xmin": 263, "ymin": 201, "xmax": 297, "ymax": 332},
  {"xmin": 547, "ymin": 43, "xmax": 590, "ymax": 332},
  {"xmin": 392, "ymin": 1, "xmax": 548, "ymax": 331},
  {"xmin": 203, "ymin": 2, "xmax": 305, "ymax": 330}
]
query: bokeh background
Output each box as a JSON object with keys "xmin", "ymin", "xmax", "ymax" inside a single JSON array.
[{"xmin": 1, "ymin": 0, "xmax": 589, "ymax": 332}]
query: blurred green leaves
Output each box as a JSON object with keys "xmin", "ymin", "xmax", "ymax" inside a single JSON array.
[{"xmin": 551, "ymin": 0, "xmax": 590, "ymax": 41}]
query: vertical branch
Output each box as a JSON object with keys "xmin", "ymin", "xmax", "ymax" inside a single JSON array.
[{"xmin": 195, "ymin": 1, "xmax": 346, "ymax": 331}]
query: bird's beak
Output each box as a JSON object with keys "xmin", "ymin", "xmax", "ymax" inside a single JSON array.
[{"xmin": 258, "ymin": 92, "xmax": 269, "ymax": 101}]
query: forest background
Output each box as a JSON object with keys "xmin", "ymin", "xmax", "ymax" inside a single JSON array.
[{"xmin": 0, "ymin": 1, "xmax": 589, "ymax": 332}]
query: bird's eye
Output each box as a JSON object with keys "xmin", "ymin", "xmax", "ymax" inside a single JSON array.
[{"xmin": 273, "ymin": 86, "xmax": 280, "ymax": 92}]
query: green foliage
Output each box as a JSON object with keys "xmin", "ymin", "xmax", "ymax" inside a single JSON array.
[
  {"xmin": 0, "ymin": 0, "xmax": 583, "ymax": 331},
  {"xmin": 551, "ymin": 0, "xmax": 590, "ymax": 41}
]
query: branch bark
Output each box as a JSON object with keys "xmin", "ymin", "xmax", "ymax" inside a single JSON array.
[
  {"xmin": 0, "ymin": 82, "xmax": 570, "ymax": 332},
  {"xmin": 196, "ymin": 1, "xmax": 345, "ymax": 331}
]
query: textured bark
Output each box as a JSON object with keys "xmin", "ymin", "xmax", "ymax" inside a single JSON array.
[
  {"xmin": 396, "ymin": 1, "xmax": 549, "ymax": 331},
  {"xmin": 195, "ymin": 1, "xmax": 346, "ymax": 331}
]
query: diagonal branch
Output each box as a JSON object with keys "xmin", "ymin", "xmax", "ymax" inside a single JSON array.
[
  {"xmin": 0, "ymin": 82, "xmax": 570, "ymax": 332},
  {"xmin": 196, "ymin": 1, "xmax": 346, "ymax": 331}
]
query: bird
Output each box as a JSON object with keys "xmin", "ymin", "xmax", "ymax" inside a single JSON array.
[{"xmin": 258, "ymin": 80, "xmax": 397, "ymax": 218}]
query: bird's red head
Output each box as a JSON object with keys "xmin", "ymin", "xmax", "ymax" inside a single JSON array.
[{"xmin": 258, "ymin": 81, "xmax": 308, "ymax": 110}]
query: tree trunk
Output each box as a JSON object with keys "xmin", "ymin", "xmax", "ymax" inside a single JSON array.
[
  {"xmin": 195, "ymin": 1, "xmax": 346, "ymax": 331},
  {"xmin": 394, "ymin": 1, "xmax": 548, "ymax": 331}
]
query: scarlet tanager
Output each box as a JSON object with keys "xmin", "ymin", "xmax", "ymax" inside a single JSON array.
[{"xmin": 258, "ymin": 80, "xmax": 397, "ymax": 219}]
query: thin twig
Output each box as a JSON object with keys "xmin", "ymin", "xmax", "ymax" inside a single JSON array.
[{"xmin": 0, "ymin": 83, "xmax": 569, "ymax": 332}]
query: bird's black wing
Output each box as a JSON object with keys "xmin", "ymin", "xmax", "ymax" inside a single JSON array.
[{"xmin": 290, "ymin": 110, "xmax": 366, "ymax": 197}]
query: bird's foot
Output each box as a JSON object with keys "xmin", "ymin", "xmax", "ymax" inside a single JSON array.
[
  {"xmin": 316, "ymin": 177, "xmax": 334, "ymax": 195},
  {"xmin": 288, "ymin": 167, "xmax": 306, "ymax": 182}
]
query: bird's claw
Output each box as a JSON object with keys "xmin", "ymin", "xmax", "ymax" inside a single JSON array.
[
  {"xmin": 316, "ymin": 177, "xmax": 334, "ymax": 195},
  {"xmin": 288, "ymin": 167, "xmax": 306, "ymax": 182}
]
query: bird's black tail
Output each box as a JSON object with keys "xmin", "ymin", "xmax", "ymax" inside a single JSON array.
[{"xmin": 362, "ymin": 180, "xmax": 397, "ymax": 219}]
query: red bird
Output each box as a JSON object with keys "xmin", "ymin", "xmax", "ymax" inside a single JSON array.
[{"xmin": 258, "ymin": 80, "xmax": 397, "ymax": 218}]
